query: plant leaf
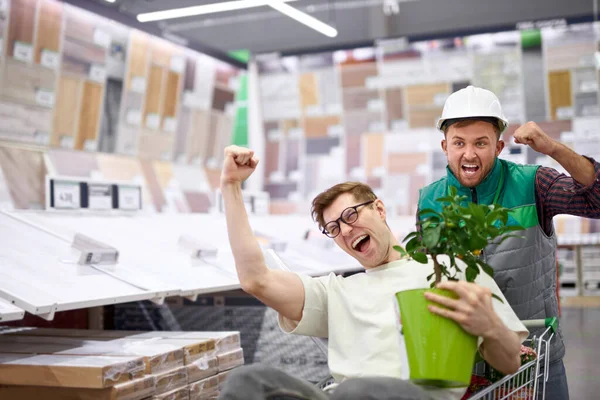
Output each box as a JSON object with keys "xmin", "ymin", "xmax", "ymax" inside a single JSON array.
[
  {"xmin": 418, "ymin": 208, "xmax": 442, "ymax": 218},
  {"xmin": 492, "ymin": 293, "xmax": 505, "ymax": 303},
  {"xmin": 423, "ymin": 225, "xmax": 442, "ymax": 249},
  {"xmin": 411, "ymin": 251, "xmax": 428, "ymax": 264},
  {"xmin": 393, "ymin": 245, "xmax": 407, "ymax": 257},
  {"xmin": 479, "ymin": 262, "xmax": 495, "ymax": 277},
  {"xmin": 402, "ymin": 231, "xmax": 418, "ymax": 243},
  {"xmin": 406, "ymin": 237, "xmax": 420, "ymax": 253},
  {"xmin": 468, "ymin": 235, "xmax": 488, "ymax": 252},
  {"xmin": 465, "ymin": 265, "xmax": 479, "ymax": 282}
]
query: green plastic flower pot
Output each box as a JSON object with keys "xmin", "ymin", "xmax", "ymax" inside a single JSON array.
[{"xmin": 395, "ymin": 288, "xmax": 478, "ymax": 387}]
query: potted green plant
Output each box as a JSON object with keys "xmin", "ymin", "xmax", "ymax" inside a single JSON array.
[{"xmin": 394, "ymin": 186, "xmax": 523, "ymax": 387}]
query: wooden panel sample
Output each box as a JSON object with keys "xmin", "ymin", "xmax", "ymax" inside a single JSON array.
[
  {"xmin": 145, "ymin": 65, "xmax": 164, "ymax": 117},
  {"xmin": 187, "ymin": 109, "xmax": 211, "ymax": 162},
  {"xmin": 0, "ymin": 146, "xmax": 47, "ymax": 209},
  {"xmin": 184, "ymin": 192, "xmax": 211, "ymax": 213},
  {"xmin": 342, "ymin": 89, "xmax": 380, "ymax": 111},
  {"xmin": 1, "ymin": 59, "xmax": 56, "ymax": 106},
  {"xmin": 212, "ymin": 86, "xmax": 235, "ymax": 112},
  {"xmin": 345, "ymin": 134, "xmax": 361, "ymax": 174},
  {"xmin": 127, "ymin": 31, "xmax": 150, "ymax": 89},
  {"xmin": 52, "ymin": 75, "xmax": 83, "ymax": 145},
  {"xmin": 34, "ymin": 0, "xmax": 63, "ymax": 64},
  {"xmin": 344, "ymin": 111, "xmax": 382, "ymax": 135},
  {"xmin": 548, "ymin": 70, "xmax": 572, "ymax": 120},
  {"xmin": 546, "ymin": 43, "xmax": 596, "ymax": 72},
  {"xmin": 163, "ymin": 71, "xmax": 181, "ymax": 118},
  {"xmin": 7, "ymin": 0, "xmax": 37, "ymax": 58},
  {"xmin": 385, "ymin": 88, "xmax": 404, "ymax": 122},
  {"xmin": 213, "ymin": 114, "xmax": 232, "ymax": 164},
  {"xmin": 0, "ymin": 101, "xmax": 52, "ymax": 142},
  {"xmin": 184, "ymin": 57, "xmax": 196, "ymax": 91},
  {"xmin": 405, "ymin": 83, "xmax": 449, "ymax": 106},
  {"xmin": 340, "ymin": 63, "xmax": 378, "ymax": 88},
  {"xmin": 138, "ymin": 132, "xmax": 174, "ymax": 161},
  {"xmin": 364, "ymin": 133, "xmax": 385, "ymax": 176},
  {"xmin": 150, "ymin": 39, "xmax": 173, "ymax": 66},
  {"xmin": 388, "ymin": 152, "xmax": 428, "ymax": 174},
  {"xmin": 75, "ymin": 81, "xmax": 104, "ymax": 150},
  {"xmin": 409, "ymin": 107, "xmax": 443, "ymax": 128},
  {"xmin": 303, "ymin": 116, "xmax": 340, "ymax": 138},
  {"xmin": 64, "ymin": 5, "xmax": 95, "ymax": 43},
  {"xmin": 264, "ymin": 141, "xmax": 280, "ymax": 180},
  {"xmin": 299, "ymin": 73, "xmax": 318, "ymax": 109}
]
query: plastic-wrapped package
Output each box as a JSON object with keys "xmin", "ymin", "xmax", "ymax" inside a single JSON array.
[
  {"xmin": 188, "ymin": 375, "xmax": 219, "ymax": 400},
  {"xmin": 216, "ymin": 348, "xmax": 244, "ymax": 372},
  {"xmin": 154, "ymin": 366, "xmax": 188, "ymax": 395},
  {"xmin": 186, "ymin": 356, "xmax": 218, "ymax": 383}
]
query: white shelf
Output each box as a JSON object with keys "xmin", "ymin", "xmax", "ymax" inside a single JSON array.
[
  {"xmin": 0, "ymin": 299, "xmax": 25, "ymax": 322},
  {"xmin": 0, "ymin": 212, "xmax": 163, "ymax": 321}
]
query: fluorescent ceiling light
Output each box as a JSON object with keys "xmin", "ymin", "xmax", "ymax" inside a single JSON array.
[
  {"xmin": 267, "ymin": 1, "xmax": 338, "ymax": 37},
  {"xmin": 137, "ymin": 0, "xmax": 297, "ymax": 22}
]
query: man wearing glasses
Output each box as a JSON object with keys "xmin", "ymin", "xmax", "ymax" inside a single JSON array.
[{"xmin": 218, "ymin": 145, "xmax": 527, "ymax": 400}]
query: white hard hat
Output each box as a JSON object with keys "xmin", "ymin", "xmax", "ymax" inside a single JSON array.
[{"xmin": 436, "ymin": 86, "xmax": 509, "ymax": 133}]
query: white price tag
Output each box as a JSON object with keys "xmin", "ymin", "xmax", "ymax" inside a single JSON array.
[
  {"xmin": 40, "ymin": 49, "xmax": 60, "ymax": 69},
  {"xmin": 556, "ymin": 107, "xmax": 574, "ymax": 120},
  {"xmin": 206, "ymin": 157, "xmax": 219, "ymax": 169},
  {"xmin": 130, "ymin": 76, "xmax": 147, "ymax": 93},
  {"xmin": 305, "ymin": 105, "xmax": 323, "ymax": 116},
  {"xmin": 288, "ymin": 128, "xmax": 303, "ymax": 139},
  {"xmin": 60, "ymin": 135, "xmax": 74, "ymax": 149},
  {"xmin": 126, "ymin": 110, "xmax": 142, "ymax": 126},
  {"xmin": 83, "ymin": 140, "xmax": 97, "ymax": 152},
  {"xmin": 163, "ymin": 117, "xmax": 177, "ymax": 133},
  {"xmin": 367, "ymin": 99, "xmax": 384, "ymax": 111},
  {"xmin": 580, "ymin": 81, "xmax": 598, "ymax": 93},
  {"xmin": 89, "ymin": 64, "xmax": 107, "ymax": 82},
  {"xmin": 182, "ymin": 91, "xmax": 197, "ymax": 108},
  {"xmin": 161, "ymin": 151, "xmax": 172, "ymax": 161},
  {"xmin": 170, "ymin": 56, "xmax": 185, "ymax": 74},
  {"xmin": 145, "ymin": 113, "xmax": 161, "ymax": 130},
  {"xmin": 368, "ymin": 121, "xmax": 386, "ymax": 132},
  {"xmin": 267, "ymin": 129, "xmax": 282, "ymax": 142},
  {"xmin": 93, "ymin": 29, "xmax": 111, "ymax": 49},
  {"xmin": 365, "ymin": 76, "xmax": 380, "ymax": 89},
  {"xmin": 433, "ymin": 93, "xmax": 449, "ymax": 106},
  {"xmin": 327, "ymin": 125, "xmax": 344, "ymax": 137},
  {"xmin": 391, "ymin": 119, "xmax": 408, "ymax": 132},
  {"xmin": 54, "ymin": 181, "xmax": 81, "ymax": 209},
  {"xmin": 35, "ymin": 89, "xmax": 55, "ymax": 108},
  {"xmin": 88, "ymin": 183, "xmax": 113, "ymax": 210},
  {"xmin": 13, "ymin": 41, "xmax": 33, "ymax": 63},
  {"xmin": 118, "ymin": 185, "xmax": 141, "ymax": 210},
  {"xmin": 34, "ymin": 131, "xmax": 50, "ymax": 145},
  {"xmin": 326, "ymin": 104, "xmax": 343, "ymax": 115}
]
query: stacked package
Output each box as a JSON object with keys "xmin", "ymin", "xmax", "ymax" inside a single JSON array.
[{"xmin": 0, "ymin": 328, "xmax": 245, "ymax": 400}]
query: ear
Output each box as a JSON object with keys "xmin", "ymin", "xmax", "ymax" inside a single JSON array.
[
  {"xmin": 441, "ymin": 139, "xmax": 448, "ymax": 155},
  {"xmin": 496, "ymin": 139, "xmax": 505, "ymax": 156},
  {"xmin": 374, "ymin": 199, "xmax": 386, "ymax": 220}
]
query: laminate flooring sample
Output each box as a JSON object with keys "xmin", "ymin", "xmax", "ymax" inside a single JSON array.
[
  {"xmin": 7, "ymin": 0, "xmax": 36, "ymax": 58},
  {"xmin": 0, "ymin": 147, "xmax": 47, "ymax": 209},
  {"xmin": 409, "ymin": 108, "xmax": 443, "ymax": 128},
  {"xmin": 342, "ymin": 89, "xmax": 380, "ymax": 111},
  {"xmin": 127, "ymin": 31, "xmax": 150, "ymax": 90},
  {"xmin": 364, "ymin": 133, "xmax": 385, "ymax": 176},
  {"xmin": 34, "ymin": 0, "xmax": 63, "ymax": 64},
  {"xmin": 0, "ymin": 101, "xmax": 52, "ymax": 142},
  {"xmin": 406, "ymin": 83, "xmax": 449, "ymax": 106},
  {"xmin": 299, "ymin": 73, "xmax": 318, "ymax": 109},
  {"xmin": 144, "ymin": 65, "xmax": 164, "ymax": 122},
  {"xmin": 75, "ymin": 80, "xmax": 104, "ymax": 150},
  {"xmin": 187, "ymin": 109, "xmax": 210, "ymax": 162},
  {"xmin": 385, "ymin": 88, "xmax": 404, "ymax": 122},
  {"xmin": 303, "ymin": 116, "xmax": 340, "ymax": 138},
  {"xmin": 212, "ymin": 86, "xmax": 235, "ymax": 112},
  {"xmin": 339, "ymin": 63, "xmax": 377, "ymax": 88},
  {"xmin": 138, "ymin": 132, "xmax": 174, "ymax": 161},
  {"xmin": 163, "ymin": 71, "xmax": 181, "ymax": 119},
  {"xmin": 1, "ymin": 59, "xmax": 55, "ymax": 106},
  {"xmin": 140, "ymin": 159, "xmax": 167, "ymax": 211},
  {"xmin": 548, "ymin": 70, "xmax": 573, "ymax": 120}
]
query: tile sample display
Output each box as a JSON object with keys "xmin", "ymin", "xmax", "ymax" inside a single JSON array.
[
  {"xmin": 1, "ymin": 58, "xmax": 56, "ymax": 107},
  {"xmin": 299, "ymin": 73, "xmax": 319, "ymax": 109},
  {"xmin": 75, "ymin": 80, "xmax": 104, "ymax": 150},
  {"xmin": 548, "ymin": 70, "xmax": 573, "ymax": 120},
  {"xmin": 144, "ymin": 65, "xmax": 165, "ymax": 128},
  {"xmin": 126, "ymin": 31, "xmax": 150, "ymax": 91},
  {"xmin": 52, "ymin": 75, "xmax": 82, "ymax": 147},
  {"xmin": 34, "ymin": 0, "xmax": 63, "ymax": 65},
  {"xmin": 0, "ymin": 146, "xmax": 47, "ymax": 209},
  {"xmin": 186, "ymin": 109, "xmax": 211, "ymax": 163},
  {"xmin": 0, "ymin": 101, "xmax": 52, "ymax": 144},
  {"xmin": 364, "ymin": 133, "xmax": 385, "ymax": 177},
  {"xmin": 6, "ymin": 0, "xmax": 36, "ymax": 59},
  {"xmin": 303, "ymin": 116, "xmax": 340, "ymax": 138}
]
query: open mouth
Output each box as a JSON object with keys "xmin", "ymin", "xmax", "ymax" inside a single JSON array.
[
  {"xmin": 461, "ymin": 164, "xmax": 480, "ymax": 176},
  {"xmin": 352, "ymin": 234, "xmax": 371, "ymax": 253}
]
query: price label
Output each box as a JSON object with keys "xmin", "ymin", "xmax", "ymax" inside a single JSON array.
[
  {"xmin": 41, "ymin": 49, "xmax": 60, "ymax": 69},
  {"xmin": 433, "ymin": 93, "xmax": 449, "ymax": 106},
  {"xmin": 130, "ymin": 76, "xmax": 147, "ymax": 93},
  {"xmin": 556, "ymin": 107, "xmax": 574, "ymax": 120},
  {"xmin": 163, "ymin": 117, "xmax": 177, "ymax": 133},
  {"xmin": 367, "ymin": 99, "xmax": 384, "ymax": 111},
  {"xmin": 83, "ymin": 140, "xmax": 97, "ymax": 152},
  {"xmin": 13, "ymin": 41, "xmax": 33, "ymax": 63},
  {"xmin": 160, "ymin": 151, "xmax": 172, "ymax": 161},
  {"xmin": 368, "ymin": 121, "xmax": 386, "ymax": 132},
  {"xmin": 126, "ymin": 110, "xmax": 142, "ymax": 126},
  {"xmin": 170, "ymin": 56, "xmax": 185, "ymax": 74},
  {"xmin": 36, "ymin": 89, "xmax": 55, "ymax": 108},
  {"xmin": 327, "ymin": 125, "xmax": 344, "ymax": 137},
  {"xmin": 267, "ymin": 129, "xmax": 282, "ymax": 142},
  {"xmin": 391, "ymin": 119, "xmax": 408, "ymax": 132},
  {"xmin": 326, "ymin": 103, "xmax": 343, "ymax": 115},
  {"xmin": 54, "ymin": 181, "xmax": 81, "ymax": 209},
  {"xmin": 580, "ymin": 81, "xmax": 598, "ymax": 93},
  {"xmin": 118, "ymin": 185, "xmax": 141, "ymax": 210},
  {"xmin": 88, "ymin": 183, "xmax": 112, "ymax": 210},
  {"xmin": 365, "ymin": 76, "xmax": 380, "ymax": 89},
  {"xmin": 145, "ymin": 113, "xmax": 161, "ymax": 130},
  {"xmin": 288, "ymin": 128, "xmax": 303, "ymax": 139},
  {"xmin": 34, "ymin": 131, "xmax": 50, "ymax": 145},
  {"xmin": 93, "ymin": 29, "xmax": 111, "ymax": 49},
  {"xmin": 60, "ymin": 136, "xmax": 74, "ymax": 149},
  {"xmin": 89, "ymin": 64, "xmax": 107, "ymax": 83},
  {"xmin": 305, "ymin": 105, "xmax": 323, "ymax": 116}
]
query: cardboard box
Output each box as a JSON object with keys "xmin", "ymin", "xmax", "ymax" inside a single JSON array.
[
  {"xmin": 185, "ymin": 356, "xmax": 218, "ymax": 383},
  {"xmin": 188, "ymin": 376, "xmax": 219, "ymax": 400},
  {"xmin": 0, "ymin": 338, "xmax": 184, "ymax": 374},
  {"xmin": 0, "ymin": 375, "xmax": 156, "ymax": 400},
  {"xmin": 217, "ymin": 348, "xmax": 244, "ymax": 372},
  {"xmin": 0, "ymin": 353, "xmax": 145, "ymax": 388},
  {"xmin": 217, "ymin": 371, "xmax": 232, "ymax": 392},
  {"xmin": 154, "ymin": 366, "xmax": 188, "ymax": 395},
  {"xmin": 152, "ymin": 386, "xmax": 189, "ymax": 400}
]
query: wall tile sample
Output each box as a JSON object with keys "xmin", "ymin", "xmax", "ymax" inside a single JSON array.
[
  {"xmin": 144, "ymin": 65, "xmax": 165, "ymax": 125},
  {"xmin": 1, "ymin": 59, "xmax": 56, "ymax": 107},
  {"xmin": 408, "ymin": 108, "xmax": 443, "ymax": 128},
  {"xmin": 299, "ymin": 73, "xmax": 319, "ymax": 109},
  {"xmin": 364, "ymin": 133, "xmax": 385, "ymax": 176},
  {"xmin": 342, "ymin": 89, "xmax": 380, "ymax": 111},
  {"xmin": 34, "ymin": 0, "xmax": 63, "ymax": 65},
  {"xmin": 138, "ymin": 131, "xmax": 174, "ymax": 161},
  {"xmin": 548, "ymin": 70, "xmax": 573, "ymax": 120},
  {"xmin": 126, "ymin": 30, "xmax": 150, "ymax": 90},
  {"xmin": 7, "ymin": 0, "xmax": 36, "ymax": 58},
  {"xmin": 306, "ymin": 137, "xmax": 340, "ymax": 155},
  {"xmin": 344, "ymin": 111, "xmax": 383, "ymax": 136},
  {"xmin": 339, "ymin": 63, "xmax": 378, "ymax": 88},
  {"xmin": 52, "ymin": 75, "xmax": 82, "ymax": 147},
  {"xmin": 186, "ymin": 109, "xmax": 211, "ymax": 163},
  {"xmin": 0, "ymin": 147, "xmax": 47, "ymax": 209},
  {"xmin": 162, "ymin": 71, "xmax": 181, "ymax": 119},
  {"xmin": 140, "ymin": 159, "xmax": 167, "ymax": 211},
  {"xmin": 385, "ymin": 88, "xmax": 404, "ymax": 123},
  {"xmin": 345, "ymin": 134, "xmax": 361, "ymax": 175},
  {"xmin": 0, "ymin": 101, "xmax": 52, "ymax": 143},
  {"xmin": 303, "ymin": 116, "xmax": 340, "ymax": 138},
  {"xmin": 212, "ymin": 86, "xmax": 235, "ymax": 112},
  {"xmin": 388, "ymin": 152, "xmax": 428, "ymax": 174},
  {"xmin": 75, "ymin": 80, "xmax": 104, "ymax": 150},
  {"xmin": 405, "ymin": 83, "xmax": 449, "ymax": 106}
]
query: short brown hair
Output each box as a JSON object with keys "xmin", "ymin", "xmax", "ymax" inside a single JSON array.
[
  {"xmin": 311, "ymin": 182, "xmax": 377, "ymax": 230},
  {"xmin": 442, "ymin": 117, "xmax": 502, "ymax": 139}
]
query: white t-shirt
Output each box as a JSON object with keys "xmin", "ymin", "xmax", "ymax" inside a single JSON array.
[{"xmin": 279, "ymin": 255, "xmax": 528, "ymax": 400}]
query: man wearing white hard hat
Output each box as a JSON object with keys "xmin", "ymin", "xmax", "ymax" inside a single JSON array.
[{"xmin": 418, "ymin": 85, "xmax": 600, "ymax": 399}]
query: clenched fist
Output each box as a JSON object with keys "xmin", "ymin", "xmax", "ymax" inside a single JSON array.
[
  {"xmin": 221, "ymin": 145, "xmax": 259, "ymax": 187},
  {"xmin": 513, "ymin": 121, "xmax": 559, "ymax": 156}
]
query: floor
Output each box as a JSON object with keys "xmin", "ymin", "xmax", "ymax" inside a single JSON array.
[{"xmin": 562, "ymin": 307, "xmax": 600, "ymax": 399}]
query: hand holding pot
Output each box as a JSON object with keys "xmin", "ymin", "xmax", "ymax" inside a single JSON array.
[{"xmin": 424, "ymin": 281, "xmax": 503, "ymax": 338}]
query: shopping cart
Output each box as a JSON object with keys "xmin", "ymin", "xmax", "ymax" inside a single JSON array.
[
  {"xmin": 469, "ymin": 317, "xmax": 558, "ymax": 400},
  {"xmin": 315, "ymin": 317, "xmax": 558, "ymax": 399}
]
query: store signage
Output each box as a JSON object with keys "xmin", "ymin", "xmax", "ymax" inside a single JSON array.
[
  {"xmin": 516, "ymin": 18, "xmax": 567, "ymax": 30},
  {"xmin": 47, "ymin": 177, "xmax": 142, "ymax": 211}
]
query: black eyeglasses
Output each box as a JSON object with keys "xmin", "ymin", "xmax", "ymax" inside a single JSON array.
[{"xmin": 322, "ymin": 200, "xmax": 375, "ymax": 238}]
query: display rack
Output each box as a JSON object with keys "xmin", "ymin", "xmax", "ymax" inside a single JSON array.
[{"xmin": 0, "ymin": 299, "xmax": 25, "ymax": 322}]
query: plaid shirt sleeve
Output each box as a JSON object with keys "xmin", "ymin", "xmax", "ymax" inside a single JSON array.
[{"xmin": 536, "ymin": 156, "xmax": 600, "ymax": 236}]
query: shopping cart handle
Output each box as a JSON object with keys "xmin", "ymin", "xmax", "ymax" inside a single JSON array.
[{"xmin": 522, "ymin": 317, "xmax": 558, "ymax": 333}]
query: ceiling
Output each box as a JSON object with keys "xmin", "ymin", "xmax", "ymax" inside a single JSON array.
[{"xmin": 89, "ymin": 0, "xmax": 598, "ymax": 59}]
